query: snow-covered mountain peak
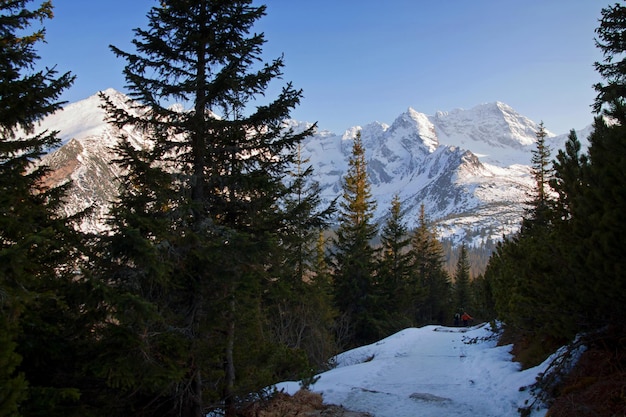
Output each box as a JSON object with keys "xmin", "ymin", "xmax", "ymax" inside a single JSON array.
[
  {"xmin": 387, "ymin": 107, "xmax": 439, "ymax": 152},
  {"xmin": 100, "ymin": 87, "xmax": 126, "ymax": 102},
  {"xmin": 341, "ymin": 126, "xmax": 361, "ymax": 141},
  {"xmin": 429, "ymin": 102, "xmax": 547, "ymax": 166},
  {"xmin": 42, "ymin": 91, "xmax": 110, "ymax": 146}
]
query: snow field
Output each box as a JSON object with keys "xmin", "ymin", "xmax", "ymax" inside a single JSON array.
[{"xmin": 276, "ymin": 324, "xmax": 551, "ymax": 417}]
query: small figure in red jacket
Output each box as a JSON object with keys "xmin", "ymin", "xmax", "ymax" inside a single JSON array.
[{"xmin": 461, "ymin": 312, "xmax": 472, "ymax": 327}]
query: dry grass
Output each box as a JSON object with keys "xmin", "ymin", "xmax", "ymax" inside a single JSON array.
[
  {"xmin": 240, "ymin": 389, "xmax": 372, "ymax": 417},
  {"xmin": 547, "ymin": 345, "xmax": 626, "ymax": 417}
]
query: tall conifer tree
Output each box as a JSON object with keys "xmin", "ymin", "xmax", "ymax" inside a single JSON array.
[
  {"xmin": 583, "ymin": 2, "xmax": 626, "ymax": 328},
  {"xmin": 486, "ymin": 122, "xmax": 573, "ymax": 340},
  {"xmin": 548, "ymin": 129, "xmax": 591, "ymax": 331},
  {"xmin": 376, "ymin": 194, "xmax": 412, "ymax": 333},
  {"xmin": 453, "ymin": 243, "xmax": 471, "ymax": 312},
  {"xmin": 331, "ymin": 131, "xmax": 378, "ymax": 348},
  {"xmin": 264, "ymin": 143, "xmax": 336, "ymax": 370},
  {"xmin": 99, "ymin": 1, "xmax": 313, "ymax": 416},
  {"xmin": 409, "ymin": 205, "xmax": 450, "ymax": 325},
  {"xmin": 523, "ymin": 121, "xmax": 554, "ymax": 231},
  {"xmin": 593, "ymin": 2, "xmax": 626, "ymax": 121},
  {"xmin": 0, "ymin": 2, "xmax": 84, "ymax": 416}
]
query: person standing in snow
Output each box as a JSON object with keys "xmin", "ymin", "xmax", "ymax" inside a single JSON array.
[
  {"xmin": 454, "ymin": 312, "xmax": 461, "ymax": 326},
  {"xmin": 461, "ymin": 312, "xmax": 472, "ymax": 326}
]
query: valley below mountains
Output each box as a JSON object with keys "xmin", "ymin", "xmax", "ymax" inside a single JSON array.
[{"xmin": 40, "ymin": 89, "xmax": 592, "ymax": 245}]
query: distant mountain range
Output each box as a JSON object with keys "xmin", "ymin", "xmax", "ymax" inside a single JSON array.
[{"xmin": 39, "ymin": 89, "xmax": 593, "ymax": 245}]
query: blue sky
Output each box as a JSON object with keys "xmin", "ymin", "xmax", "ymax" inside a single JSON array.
[{"xmin": 38, "ymin": 1, "xmax": 603, "ymax": 134}]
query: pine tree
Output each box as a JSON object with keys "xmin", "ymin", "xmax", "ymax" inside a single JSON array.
[
  {"xmin": 331, "ymin": 131, "xmax": 379, "ymax": 348},
  {"xmin": 523, "ymin": 121, "xmax": 554, "ymax": 230},
  {"xmin": 593, "ymin": 2, "xmax": 626, "ymax": 122},
  {"xmin": 550, "ymin": 130, "xmax": 588, "ymax": 221},
  {"xmin": 264, "ymin": 143, "xmax": 337, "ymax": 371},
  {"xmin": 487, "ymin": 120, "xmax": 580, "ymax": 340},
  {"xmin": 98, "ymin": 1, "xmax": 313, "ymax": 416},
  {"xmin": 485, "ymin": 128, "xmax": 584, "ymax": 342},
  {"xmin": 376, "ymin": 194, "xmax": 413, "ymax": 333},
  {"xmin": 544, "ymin": 129, "xmax": 591, "ymax": 332},
  {"xmin": 276, "ymin": 143, "xmax": 335, "ymax": 288},
  {"xmin": 576, "ymin": 117, "xmax": 626, "ymax": 328},
  {"xmin": 409, "ymin": 204, "xmax": 450, "ymax": 325},
  {"xmin": 581, "ymin": 2, "xmax": 626, "ymax": 328},
  {"xmin": 0, "ymin": 2, "xmax": 84, "ymax": 416},
  {"xmin": 453, "ymin": 243, "xmax": 471, "ymax": 312}
]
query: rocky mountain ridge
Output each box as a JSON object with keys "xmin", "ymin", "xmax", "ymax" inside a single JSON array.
[{"xmin": 39, "ymin": 89, "xmax": 592, "ymax": 245}]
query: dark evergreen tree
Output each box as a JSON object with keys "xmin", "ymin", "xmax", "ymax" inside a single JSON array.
[
  {"xmin": 376, "ymin": 194, "xmax": 413, "ymax": 333},
  {"xmin": 264, "ymin": 143, "xmax": 337, "ymax": 371},
  {"xmin": 98, "ymin": 1, "xmax": 313, "ymax": 416},
  {"xmin": 593, "ymin": 2, "xmax": 626, "ymax": 121},
  {"xmin": 275, "ymin": 143, "xmax": 335, "ymax": 288},
  {"xmin": 523, "ymin": 121, "xmax": 554, "ymax": 231},
  {"xmin": 331, "ymin": 131, "xmax": 379, "ymax": 348},
  {"xmin": 311, "ymin": 231, "xmax": 342, "ymax": 362},
  {"xmin": 548, "ymin": 129, "xmax": 591, "ymax": 329},
  {"xmin": 550, "ymin": 130, "xmax": 588, "ymax": 222},
  {"xmin": 468, "ymin": 273, "xmax": 496, "ymax": 323},
  {"xmin": 0, "ymin": 2, "xmax": 92, "ymax": 416},
  {"xmin": 580, "ymin": 2, "xmax": 626, "ymax": 328},
  {"xmin": 575, "ymin": 117, "xmax": 626, "ymax": 328},
  {"xmin": 409, "ymin": 205, "xmax": 450, "ymax": 325},
  {"xmin": 453, "ymin": 243, "xmax": 471, "ymax": 312},
  {"xmin": 486, "ymin": 125, "xmax": 577, "ymax": 341},
  {"xmin": 0, "ymin": 315, "xmax": 25, "ymax": 417},
  {"xmin": 314, "ymin": 231, "xmax": 332, "ymax": 292}
]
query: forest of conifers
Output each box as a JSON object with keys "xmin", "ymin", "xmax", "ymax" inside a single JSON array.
[{"xmin": 1, "ymin": 2, "xmax": 625, "ymax": 417}]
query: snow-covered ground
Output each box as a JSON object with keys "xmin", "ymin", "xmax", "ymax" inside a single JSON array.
[{"xmin": 276, "ymin": 323, "xmax": 552, "ymax": 417}]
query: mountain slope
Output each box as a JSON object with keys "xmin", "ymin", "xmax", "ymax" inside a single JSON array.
[{"xmin": 38, "ymin": 90, "xmax": 590, "ymax": 244}]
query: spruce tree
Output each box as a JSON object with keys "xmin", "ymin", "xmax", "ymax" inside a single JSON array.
[
  {"xmin": 548, "ymin": 130, "xmax": 591, "ymax": 328},
  {"xmin": 492, "ymin": 121, "xmax": 580, "ymax": 339},
  {"xmin": 331, "ymin": 131, "xmax": 378, "ymax": 348},
  {"xmin": 0, "ymin": 2, "xmax": 85, "ymax": 416},
  {"xmin": 275, "ymin": 144, "xmax": 335, "ymax": 288},
  {"xmin": 582, "ymin": 2, "xmax": 626, "ymax": 328},
  {"xmin": 551, "ymin": 130, "xmax": 588, "ymax": 221},
  {"xmin": 453, "ymin": 243, "xmax": 471, "ymax": 313},
  {"xmin": 486, "ymin": 126, "xmax": 582, "ymax": 342},
  {"xmin": 576, "ymin": 117, "xmax": 626, "ymax": 328},
  {"xmin": 99, "ymin": 1, "xmax": 313, "ymax": 416},
  {"xmin": 593, "ymin": 2, "xmax": 626, "ymax": 121},
  {"xmin": 409, "ymin": 204, "xmax": 450, "ymax": 325},
  {"xmin": 264, "ymin": 143, "xmax": 336, "ymax": 371},
  {"xmin": 523, "ymin": 121, "xmax": 554, "ymax": 230},
  {"xmin": 376, "ymin": 194, "xmax": 413, "ymax": 333}
]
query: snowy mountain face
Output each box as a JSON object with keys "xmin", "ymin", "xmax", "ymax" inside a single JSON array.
[
  {"xmin": 298, "ymin": 102, "xmax": 588, "ymax": 244},
  {"xmin": 38, "ymin": 90, "xmax": 590, "ymax": 245},
  {"xmin": 39, "ymin": 89, "xmax": 149, "ymax": 232}
]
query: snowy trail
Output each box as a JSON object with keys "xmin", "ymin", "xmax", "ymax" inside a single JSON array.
[{"xmin": 276, "ymin": 324, "xmax": 550, "ymax": 417}]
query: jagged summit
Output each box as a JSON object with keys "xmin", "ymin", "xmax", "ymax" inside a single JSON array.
[
  {"xmin": 387, "ymin": 108, "xmax": 439, "ymax": 152},
  {"xmin": 430, "ymin": 101, "xmax": 548, "ymax": 165}
]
